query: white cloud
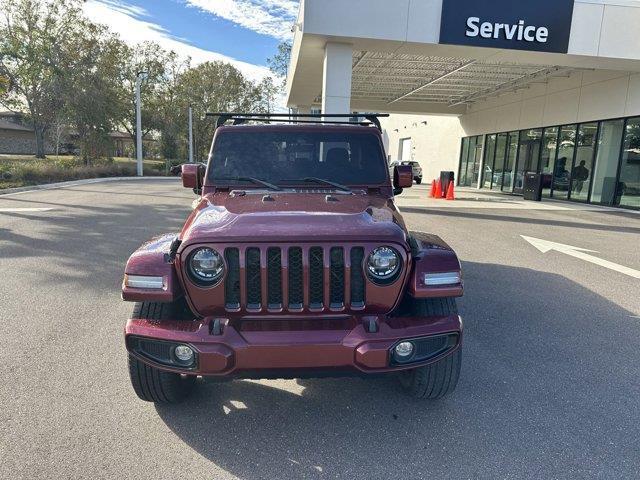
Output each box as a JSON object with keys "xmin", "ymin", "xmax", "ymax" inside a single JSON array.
[
  {"xmin": 183, "ymin": 0, "xmax": 298, "ymax": 40},
  {"xmin": 83, "ymin": 0, "xmax": 273, "ymax": 82}
]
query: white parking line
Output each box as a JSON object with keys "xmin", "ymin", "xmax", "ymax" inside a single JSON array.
[{"xmin": 0, "ymin": 207, "xmax": 55, "ymax": 213}]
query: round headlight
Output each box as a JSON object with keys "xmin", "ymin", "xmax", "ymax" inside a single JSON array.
[
  {"xmin": 188, "ymin": 248, "xmax": 224, "ymax": 285},
  {"xmin": 366, "ymin": 246, "xmax": 401, "ymax": 283}
]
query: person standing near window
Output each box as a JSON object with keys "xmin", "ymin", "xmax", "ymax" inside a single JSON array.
[{"xmin": 572, "ymin": 160, "xmax": 590, "ymax": 195}]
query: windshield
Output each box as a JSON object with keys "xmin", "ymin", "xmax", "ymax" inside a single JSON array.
[{"xmin": 208, "ymin": 130, "xmax": 388, "ymax": 186}]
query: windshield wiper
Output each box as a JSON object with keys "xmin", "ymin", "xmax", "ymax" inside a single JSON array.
[
  {"xmin": 218, "ymin": 176, "xmax": 282, "ymax": 191},
  {"xmin": 300, "ymin": 177, "xmax": 352, "ymax": 193}
]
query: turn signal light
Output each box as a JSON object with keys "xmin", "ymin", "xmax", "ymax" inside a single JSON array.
[
  {"xmin": 124, "ymin": 274, "xmax": 165, "ymax": 290},
  {"xmin": 424, "ymin": 272, "xmax": 461, "ymax": 287}
]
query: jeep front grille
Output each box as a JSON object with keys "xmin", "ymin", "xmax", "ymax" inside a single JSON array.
[{"xmin": 223, "ymin": 246, "xmax": 366, "ymax": 312}]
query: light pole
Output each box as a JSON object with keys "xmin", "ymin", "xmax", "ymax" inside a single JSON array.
[
  {"xmin": 135, "ymin": 71, "xmax": 148, "ymax": 177},
  {"xmin": 188, "ymin": 105, "xmax": 194, "ymax": 163}
]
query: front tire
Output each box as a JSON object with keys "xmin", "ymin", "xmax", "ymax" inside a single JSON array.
[
  {"xmin": 415, "ymin": 177, "xmax": 422, "ymax": 184},
  {"xmin": 128, "ymin": 301, "xmax": 196, "ymax": 403},
  {"xmin": 397, "ymin": 298, "xmax": 461, "ymax": 399}
]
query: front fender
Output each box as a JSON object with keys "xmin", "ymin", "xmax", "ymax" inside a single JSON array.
[
  {"xmin": 407, "ymin": 232, "xmax": 463, "ymax": 298},
  {"xmin": 122, "ymin": 233, "xmax": 183, "ymax": 303}
]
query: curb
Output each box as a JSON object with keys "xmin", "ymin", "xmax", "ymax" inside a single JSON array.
[{"xmin": 0, "ymin": 176, "xmax": 174, "ymax": 197}]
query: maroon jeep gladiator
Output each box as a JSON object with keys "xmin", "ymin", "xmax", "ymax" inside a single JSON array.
[{"xmin": 122, "ymin": 113, "xmax": 463, "ymax": 403}]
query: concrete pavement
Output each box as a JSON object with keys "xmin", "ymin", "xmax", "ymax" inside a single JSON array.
[{"xmin": 1, "ymin": 179, "xmax": 639, "ymax": 479}]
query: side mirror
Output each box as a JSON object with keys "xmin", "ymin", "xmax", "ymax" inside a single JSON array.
[
  {"xmin": 393, "ymin": 165, "xmax": 413, "ymax": 194},
  {"xmin": 181, "ymin": 163, "xmax": 205, "ymax": 194}
]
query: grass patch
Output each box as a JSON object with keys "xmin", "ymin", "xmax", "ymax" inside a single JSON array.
[{"xmin": 0, "ymin": 155, "xmax": 179, "ymax": 190}]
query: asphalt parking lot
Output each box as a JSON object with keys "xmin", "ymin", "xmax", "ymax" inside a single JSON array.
[{"xmin": 1, "ymin": 179, "xmax": 639, "ymax": 480}]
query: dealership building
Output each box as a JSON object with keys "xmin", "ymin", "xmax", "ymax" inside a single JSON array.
[{"xmin": 286, "ymin": 0, "xmax": 640, "ymax": 209}]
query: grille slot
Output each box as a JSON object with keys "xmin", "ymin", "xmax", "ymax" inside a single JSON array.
[
  {"xmin": 267, "ymin": 247, "xmax": 282, "ymax": 309},
  {"xmin": 309, "ymin": 247, "xmax": 324, "ymax": 309},
  {"xmin": 330, "ymin": 247, "xmax": 345, "ymax": 308},
  {"xmin": 246, "ymin": 247, "xmax": 262, "ymax": 309},
  {"xmin": 224, "ymin": 248, "xmax": 240, "ymax": 309},
  {"xmin": 350, "ymin": 247, "xmax": 366, "ymax": 308},
  {"xmin": 288, "ymin": 248, "xmax": 304, "ymax": 309}
]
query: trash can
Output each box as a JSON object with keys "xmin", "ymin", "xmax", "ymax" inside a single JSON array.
[
  {"xmin": 440, "ymin": 171, "xmax": 455, "ymax": 198},
  {"xmin": 523, "ymin": 172, "xmax": 543, "ymax": 201}
]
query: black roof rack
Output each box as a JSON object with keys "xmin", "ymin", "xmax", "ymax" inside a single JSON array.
[{"xmin": 206, "ymin": 112, "xmax": 390, "ymax": 131}]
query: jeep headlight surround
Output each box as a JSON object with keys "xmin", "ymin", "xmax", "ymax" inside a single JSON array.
[
  {"xmin": 187, "ymin": 247, "xmax": 225, "ymax": 286},
  {"xmin": 366, "ymin": 246, "xmax": 402, "ymax": 284}
]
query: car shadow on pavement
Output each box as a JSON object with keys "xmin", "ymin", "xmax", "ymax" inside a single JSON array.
[{"xmin": 156, "ymin": 262, "xmax": 640, "ymax": 480}]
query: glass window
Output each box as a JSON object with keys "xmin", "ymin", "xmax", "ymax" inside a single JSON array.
[
  {"xmin": 463, "ymin": 137, "xmax": 477, "ymax": 187},
  {"xmin": 570, "ymin": 122, "xmax": 598, "ymax": 202},
  {"xmin": 209, "ymin": 131, "xmax": 388, "ymax": 186},
  {"xmin": 540, "ymin": 127, "xmax": 559, "ymax": 198},
  {"xmin": 459, "ymin": 136, "xmax": 479, "ymax": 187},
  {"xmin": 469, "ymin": 136, "xmax": 484, "ymax": 187},
  {"xmin": 552, "ymin": 125, "xmax": 577, "ymax": 199},
  {"xmin": 493, "ymin": 133, "xmax": 508, "ymax": 190},
  {"xmin": 458, "ymin": 137, "xmax": 470, "ymax": 186},
  {"xmin": 592, "ymin": 119, "xmax": 624, "ymax": 205},
  {"xmin": 481, "ymin": 134, "xmax": 496, "ymax": 189},
  {"xmin": 618, "ymin": 117, "xmax": 640, "ymax": 208},
  {"xmin": 502, "ymin": 131, "xmax": 518, "ymax": 192}
]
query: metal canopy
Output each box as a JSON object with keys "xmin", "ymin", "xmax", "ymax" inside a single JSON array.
[{"xmin": 349, "ymin": 51, "xmax": 584, "ymax": 108}]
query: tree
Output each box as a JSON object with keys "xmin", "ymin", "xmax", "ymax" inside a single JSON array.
[
  {"xmin": 0, "ymin": 74, "xmax": 8, "ymax": 97},
  {"xmin": 267, "ymin": 41, "xmax": 292, "ymax": 94},
  {"xmin": 0, "ymin": 0, "xmax": 86, "ymax": 158},
  {"xmin": 156, "ymin": 53, "xmax": 191, "ymax": 160},
  {"xmin": 175, "ymin": 61, "xmax": 272, "ymax": 160},
  {"xmin": 267, "ymin": 41, "xmax": 292, "ymax": 78},
  {"xmin": 62, "ymin": 27, "xmax": 127, "ymax": 164}
]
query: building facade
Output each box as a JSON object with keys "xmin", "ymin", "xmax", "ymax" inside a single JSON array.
[{"xmin": 286, "ymin": 0, "xmax": 640, "ymax": 209}]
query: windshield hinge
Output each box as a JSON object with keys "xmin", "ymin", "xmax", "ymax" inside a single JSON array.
[{"xmin": 165, "ymin": 238, "xmax": 182, "ymax": 263}]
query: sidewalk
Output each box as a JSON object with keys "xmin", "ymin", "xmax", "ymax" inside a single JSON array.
[{"xmin": 397, "ymin": 184, "xmax": 640, "ymax": 214}]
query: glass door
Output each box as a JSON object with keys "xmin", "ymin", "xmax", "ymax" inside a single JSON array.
[
  {"xmin": 552, "ymin": 125, "xmax": 577, "ymax": 200},
  {"xmin": 502, "ymin": 131, "xmax": 519, "ymax": 192},
  {"xmin": 481, "ymin": 134, "xmax": 497, "ymax": 189},
  {"xmin": 540, "ymin": 127, "xmax": 559, "ymax": 198},
  {"xmin": 462, "ymin": 136, "xmax": 477, "ymax": 187},
  {"xmin": 514, "ymin": 129, "xmax": 542, "ymax": 194},
  {"xmin": 469, "ymin": 136, "xmax": 483, "ymax": 187},
  {"xmin": 458, "ymin": 138, "xmax": 470, "ymax": 186},
  {"xmin": 570, "ymin": 123, "xmax": 598, "ymax": 202},
  {"xmin": 592, "ymin": 119, "xmax": 624, "ymax": 205},
  {"xmin": 493, "ymin": 133, "xmax": 508, "ymax": 190},
  {"xmin": 616, "ymin": 117, "xmax": 640, "ymax": 208}
]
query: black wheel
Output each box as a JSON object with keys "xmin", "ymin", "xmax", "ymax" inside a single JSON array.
[
  {"xmin": 128, "ymin": 301, "xmax": 196, "ymax": 403},
  {"xmin": 397, "ymin": 298, "xmax": 461, "ymax": 399},
  {"xmin": 415, "ymin": 177, "xmax": 422, "ymax": 184}
]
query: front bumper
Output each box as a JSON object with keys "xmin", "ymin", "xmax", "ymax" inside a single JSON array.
[{"xmin": 125, "ymin": 314, "xmax": 462, "ymax": 377}]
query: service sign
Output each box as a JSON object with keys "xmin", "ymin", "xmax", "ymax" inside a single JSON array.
[{"xmin": 439, "ymin": 0, "xmax": 575, "ymax": 53}]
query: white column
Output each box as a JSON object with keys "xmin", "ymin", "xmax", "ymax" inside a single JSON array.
[{"xmin": 322, "ymin": 43, "xmax": 353, "ymax": 115}]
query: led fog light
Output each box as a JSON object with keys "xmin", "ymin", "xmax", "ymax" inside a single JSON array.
[
  {"xmin": 173, "ymin": 345, "xmax": 194, "ymax": 364},
  {"xmin": 395, "ymin": 341, "xmax": 414, "ymax": 358}
]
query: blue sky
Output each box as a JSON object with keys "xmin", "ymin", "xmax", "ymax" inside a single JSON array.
[{"xmin": 84, "ymin": 0, "xmax": 299, "ymax": 81}]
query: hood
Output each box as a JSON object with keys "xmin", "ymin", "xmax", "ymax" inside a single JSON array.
[{"xmin": 179, "ymin": 191, "xmax": 409, "ymax": 246}]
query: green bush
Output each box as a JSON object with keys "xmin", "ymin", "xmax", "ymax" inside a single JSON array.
[{"xmin": 0, "ymin": 156, "xmax": 169, "ymax": 190}]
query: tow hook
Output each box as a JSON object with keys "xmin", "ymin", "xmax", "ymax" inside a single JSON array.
[{"xmin": 364, "ymin": 318, "xmax": 379, "ymax": 333}]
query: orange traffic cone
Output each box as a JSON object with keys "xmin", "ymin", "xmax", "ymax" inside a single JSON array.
[
  {"xmin": 434, "ymin": 179, "xmax": 442, "ymax": 198},
  {"xmin": 445, "ymin": 180, "xmax": 455, "ymax": 200},
  {"xmin": 429, "ymin": 179, "xmax": 436, "ymax": 198}
]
